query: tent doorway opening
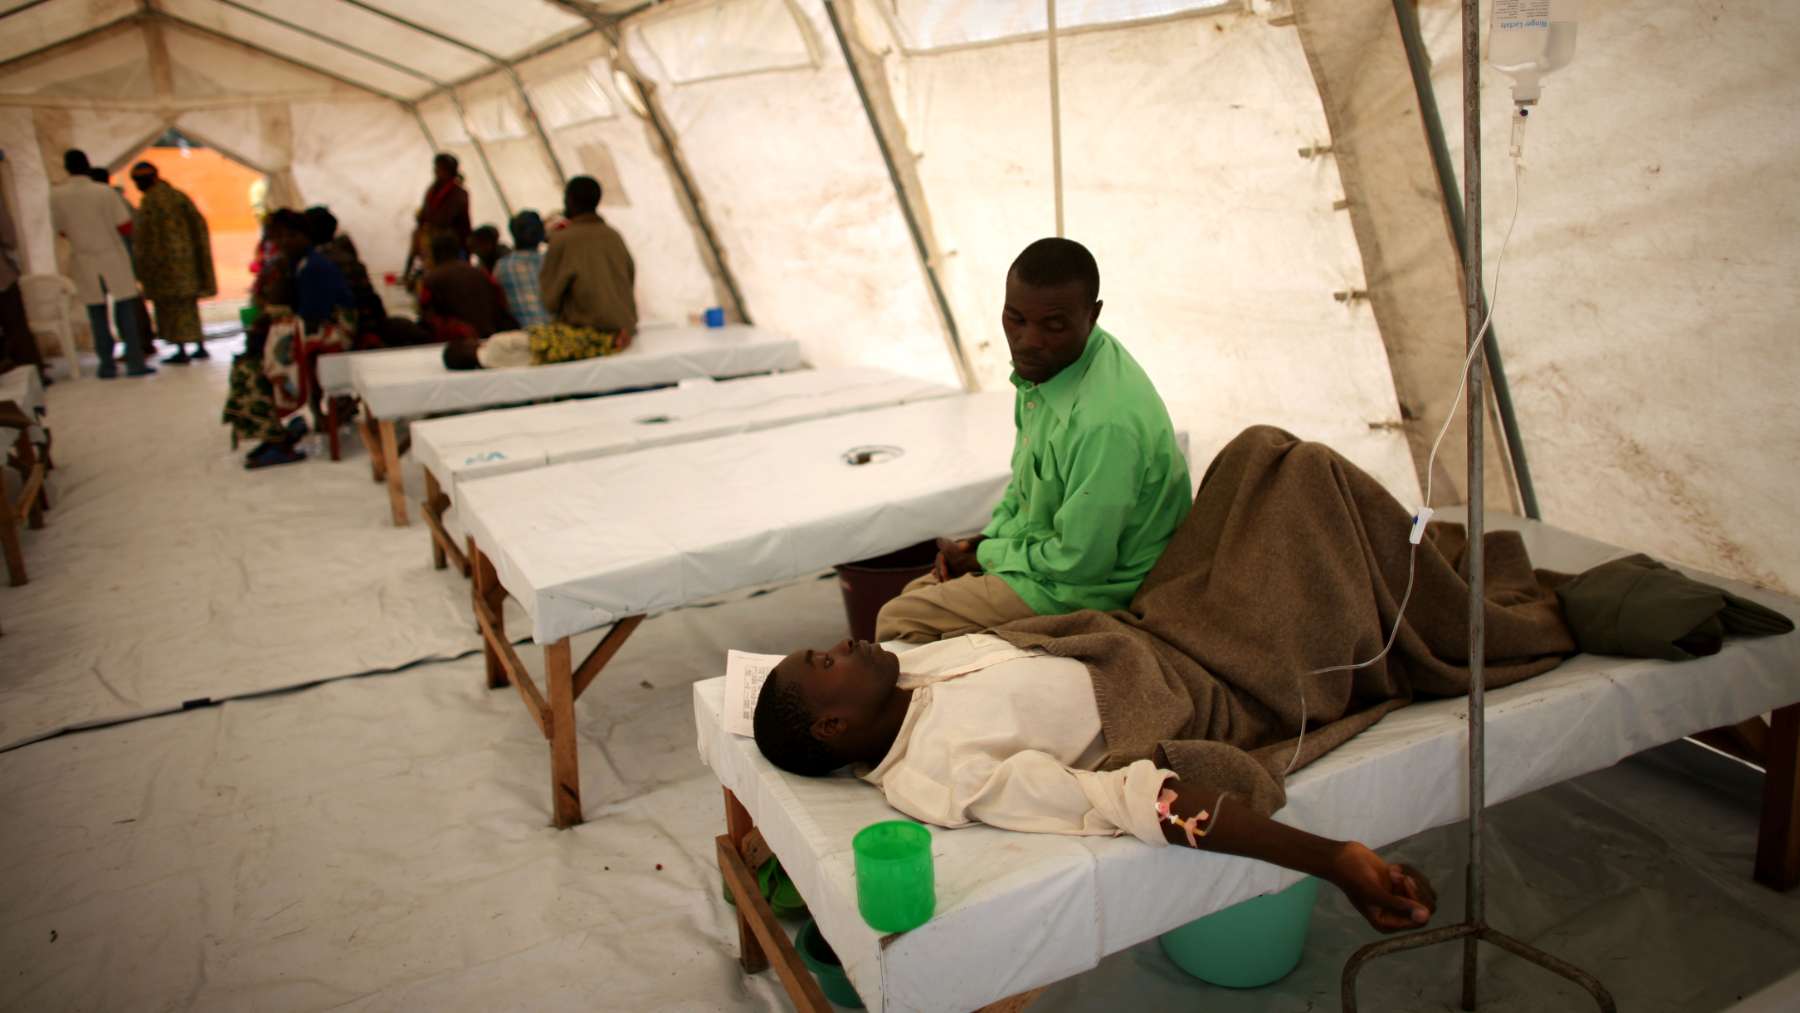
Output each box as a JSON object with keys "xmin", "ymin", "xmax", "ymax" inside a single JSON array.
[{"xmin": 119, "ymin": 128, "xmax": 266, "ymax": 325}]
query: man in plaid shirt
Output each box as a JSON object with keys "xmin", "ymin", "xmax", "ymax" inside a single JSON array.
[{"xmin": 494, "ymin": 210, "xmax": 550, "ymax": 329}]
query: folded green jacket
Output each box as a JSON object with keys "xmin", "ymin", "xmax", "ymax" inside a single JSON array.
[{"xmin": 1556, "ymin": 553, "xmax": 1795, "ymax": 661}]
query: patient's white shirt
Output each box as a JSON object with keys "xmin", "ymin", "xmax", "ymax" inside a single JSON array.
[{"xmin": 861, "ymin": 634, "xmax": 1174, "ymax": 846}]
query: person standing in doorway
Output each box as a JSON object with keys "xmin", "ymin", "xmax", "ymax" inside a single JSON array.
[
  {"xmin": 48, "ymin": 150, "xmax": 152, "ymax": 378},
  {"xmin": 129, "ymin": 161, "xmax": 216, "ymax": 364}
]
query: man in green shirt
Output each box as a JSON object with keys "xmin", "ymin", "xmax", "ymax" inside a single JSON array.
[{"xmin": 876, "ymin": 238, "xmax": 1192, "ymax": 643}]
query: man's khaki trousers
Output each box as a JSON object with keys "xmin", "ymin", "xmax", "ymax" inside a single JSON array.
[{"xmin": 874, "ymin": 572, "xmax": 1037, "ymax": 644}]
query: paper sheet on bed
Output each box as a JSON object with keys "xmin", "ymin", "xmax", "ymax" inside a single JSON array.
[
  {"xmin": 459, "ymin": 392, "xmax": 1022, "ymax": 644},
  {"xmin": 411, "ymin": 366, "xmax": 958, "ymax": 492},
  {"xmin": 723, "ymin": 650, "xmax": 783, "ymax": 737},
  {"xmin": 350, "ymin": 323, "xmax": 803, "ymax": 419},
  {"xmin": 695, "ymin": 514, "xmax": 1800, "ymax": 1012}
]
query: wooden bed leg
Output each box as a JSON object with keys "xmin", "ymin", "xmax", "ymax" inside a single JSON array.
[
  {"xmin": 358, "ymin": 409, "xmax": 383, "ymax": 481},
  {"xmin": 720, "ymin": 789, "xmax": 834, "ymax": 1010},
  {"xmin": 0, "ymin": 469, "xmax": 23, "ymax": 587},
  {"xmin": 468, "ymin": 535, "xmax": 482, "ymax": 628},
  {"xmin": 723, "ymin": 789, "xmax": 769, "ymax": 973},
  {"xmin": 379, "ymin": 418, "xmax": 408, "ymax": 526},
  {"xmin": 326, "ymin": 397, "xmax": 342, "ymax": 462},
  {"xmin": 547, "ymin": 638, "xmax": 582, "ymax": 829},
  {"xmin": 474, "ymin": 545, "xmax": 509, "ymax": 689},
  {"xmin": 14, "ymin": 435, "xmax": 44, "ymax": 529},
  {"xmin": 1756, "ymin": 703, "xmax": 1800, "ymax": 891},
  {"xmin": 424, "ymin": 469, "xmax": 447, "ymax": 570}
]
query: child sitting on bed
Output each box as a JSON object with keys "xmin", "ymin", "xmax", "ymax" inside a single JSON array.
[{"xmin": 753, "ymin": 633, "xmax": 1437, "ymax": 934}]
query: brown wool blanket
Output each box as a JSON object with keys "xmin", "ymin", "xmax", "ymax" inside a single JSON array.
[{"xmin": 994, "ymin": 425, "xmax": 1576, "ymax": 815}]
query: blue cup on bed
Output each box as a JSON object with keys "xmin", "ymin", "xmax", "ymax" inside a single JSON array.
[
  {"xmin": 703, "ymin": 306, "xmax": 725, "ymax": 328},
  {"xmin": 854, "ymin": 820, "xmax": 935, "ymax": 933}
]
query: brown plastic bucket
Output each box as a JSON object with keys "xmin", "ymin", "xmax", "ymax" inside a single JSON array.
[{"xmin": 834, "ymin": 540, "xmax": 938, "ymax": 642}]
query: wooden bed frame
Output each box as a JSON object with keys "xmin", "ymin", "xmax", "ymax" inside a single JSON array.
[
  {"xmin": 354, "ymin": 403, "xmax": 411, "ymax": 527},
  {"xmin": 0, "ymin": 400, "xmax": 49, "ymax": 588},
  {"xmin": 469, "ymin": 540, "xmax": 644, "ymax": 828},
  {"xmin": 713, "ymin": 706, "xmax": 1799, "ymax": 1011}
]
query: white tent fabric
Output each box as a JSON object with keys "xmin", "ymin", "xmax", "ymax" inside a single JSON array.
[{"xmin": 0, "ymin": 0, "xmax": 1793, "ymax": 595}]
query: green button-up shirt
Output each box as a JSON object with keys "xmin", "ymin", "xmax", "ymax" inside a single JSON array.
[{"xmin": 975, "ymin": 327, "xmax": 1192, "ymax": 615}]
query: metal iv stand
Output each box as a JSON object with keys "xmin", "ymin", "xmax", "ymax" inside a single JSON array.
[{"xmin": 1339, "ymin": 2, "xmax": 1616, "ymax": 1009}]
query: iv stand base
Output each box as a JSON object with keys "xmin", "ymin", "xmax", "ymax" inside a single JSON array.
[{"xmin": 1341, "ymin": 897, "xmax": 1617, "ymax": 1012}]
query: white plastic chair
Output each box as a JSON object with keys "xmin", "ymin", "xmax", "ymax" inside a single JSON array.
[{"xmin": 19, "ymin": 274, "xmax": 81, "ymax": 380}]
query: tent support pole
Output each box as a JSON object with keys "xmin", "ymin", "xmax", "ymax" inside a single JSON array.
[
  {"xmin": 1391, "ymin": 0, "xmax": 1539, "ymax": 519},
  {"xmin": 505, "ymin": 67, "xmax": 569, "ymax": 186},
  {"xmin": 599, "ymin": 25, "xmax": 752, "ymax": 326},
  {"xmin": 1342, "ymin": 7, "xmax": 1609, "ymax": 1006},
  {"xmin": 1046, "ymin": 0, "xmax": 1065, "ymax": 237},
  {"xmin": 821, "ymin": 0, "xmax": 976, "ymax": 390},
  {"xmin": 448, "ymin": 89, "xmax": 514, "ymax": 220}
]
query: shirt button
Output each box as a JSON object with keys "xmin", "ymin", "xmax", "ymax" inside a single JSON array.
[{"xmin": 1026, "ymin": 401, "xmax": 1035, "ymax": 409}]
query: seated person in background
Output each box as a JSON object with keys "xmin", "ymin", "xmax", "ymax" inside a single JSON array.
[
  {"xmin": 470, "ymin": 224, "xmax": 510, "ymax": 275},
  {"xmin": 224, "ymin": 209, "xmax": 354, "ymax": 468},
  {"xmin": 876, "ymin": 238, "xmax": 1192, "ymax": 643},
  {"xmin": 494, "ymin": 211, "xmax": 550, "ymax": 330},
  {"xmin": 536, "ymin": 175, "xmax": 636, "ymax": 363},
  {"xmin": 303, "ymin": 206, "xmax": 386, "ymax": 344},
  {"xmin": 419, "ymin": 232, "xmax": 515, "ymax": 348},
  {"xmin": 753, "ymin": 634, "xmax": 1436, "ymax": 936}
]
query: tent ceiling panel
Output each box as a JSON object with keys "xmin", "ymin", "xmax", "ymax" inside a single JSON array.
[
  {"xmin": 0, "ymin": 26, "xmax": 150, "ymax": 99},
  {"xmin": 203, "ymin": 0, "xmax": 491, "ymax": 84},
  {"xmin": 882, "ymin": 0, "xmax": 1236, "ymax": 52},
  {"xmin": 1418, "ymin": 0, "xmax": 1800, "ymax": 593},
  {"xmin": 871, "ymin": 5, "xmax": 1420, "ymax": 496},
  {"xmin": 0, "ymin": 0, "xmax": 137, "ymax": 64},
  {"xmin": 646, "ymin": 1, "xmax": 958, "ymax": 386},
  {"xmin": 515, "ymin": 34, "xmax": 621, "ymax": 128},
  {"xmin": 158, "ymin": 0, "xmax": 432, "ymax": 99},
  {"xmin": 349, "ymin": 0, "xmax": 588, "ymax": 62},
  {"xmin": 628, "ymin": 0, "xmax": 818, "ymax": 85},
  {"xmin": 159, "ymin": 24, "xmax": 369, "ymax": 100},
  {"xmin": 415, "ymin": 93, "xmax": 469, "ymax": 144}
]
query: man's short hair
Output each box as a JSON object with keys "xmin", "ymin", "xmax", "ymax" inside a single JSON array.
[
  {"xmin": 564, "ymin": 175, "xmax": 602, "ymax": 216},
  {"xmin": 753, "ymin": 670, "xmax": 842, "ymax": 777},
  {"xmin": 302, "ymin": 206, "xmax": 338, "ymax": 246},
  {"xmin": 86, "ymin": 168, "xmax": 109, "ymax": 184},
  {"xmin": 1009, "ymin": 237, "xmax": 1100, "ymax": 303},
  {"xmin": 63, "ymin": 149, "xmax": 91, "ymax": 175},
  {"xmin": 509, "ymin": 210, "xmax": 545, "ymax": 250},
  {"xmin": 443, "ymin": 338, "xmax": 482, "ymax": 371},
  {"xmin": 428, "ymin": 231, "xmax": 464, "ymax": 263},
  {"xmin": 471, "ymin": 224, "xmax": 500, "ymax": 244},
  {"xmin": 269, "ymin": 208, "xmax": 308, "ymax": 239},
  {"xmin": 434, "ymin": 152, "xmax": 459, "ymax": 174}
]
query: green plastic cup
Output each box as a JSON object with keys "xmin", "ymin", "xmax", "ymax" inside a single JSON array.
[
  {"xmin": 853, "ymin": 820, "xmax": 934, "ymax": 933},
  {"xmin": 1159, "ymin": 877, "xmax": 1321, "ymax": 988}
]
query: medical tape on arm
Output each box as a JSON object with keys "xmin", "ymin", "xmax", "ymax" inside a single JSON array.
[{"xmin": 1156, "ymin": 787, "xmax": 1226, "ymax": 849}]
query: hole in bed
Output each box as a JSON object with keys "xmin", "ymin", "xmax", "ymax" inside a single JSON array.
[
  {"xmin": 635, "ymin": 415, "xmax": 675, "ymax": 425},
  {"xmin": 843, "ymin": 445, "xmax": 904, "ymax": 466}
]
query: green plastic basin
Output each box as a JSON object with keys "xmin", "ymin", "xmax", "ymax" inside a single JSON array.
[{"xmin": 1159, "ymin": 877, "xmax": 1321, "ymax": 989}]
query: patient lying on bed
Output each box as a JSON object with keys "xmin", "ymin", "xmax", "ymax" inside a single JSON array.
[{"xmin": 754, "ymin": 632, "xmax": 1438, "ymax": 934}]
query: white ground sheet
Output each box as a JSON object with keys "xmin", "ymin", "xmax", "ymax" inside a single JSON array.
[
  {"xmin": 695, "ymin": 517, "xmax": 1800, "ymax": 1013},
  {"xmin": 412, "ymin": 366, "xmax": 958, "ymax": 492},
  {"xmin": 351, "ymin": 324, "xmax": 804, "ymax": 420},
  {"xmin": 461, "ymin": 392, "xmax": 1021, "ymax": 644},
  {"xmin": 0, "ymin": 349, "xmax": 486, "ymax": 750},
  {"xmin": 3, "ymin": 363, "xmax": 1799, "ymax": 1010}
]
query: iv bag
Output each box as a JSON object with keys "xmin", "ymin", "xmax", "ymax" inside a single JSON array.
[{"xmin": 1487, "ymin": 0, "xmax": 1581, "ymax": 104}]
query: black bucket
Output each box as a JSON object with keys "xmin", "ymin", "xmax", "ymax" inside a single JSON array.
[{"xmin": 834, "ymin": 540, "xmax": 937, "ymax": 642}]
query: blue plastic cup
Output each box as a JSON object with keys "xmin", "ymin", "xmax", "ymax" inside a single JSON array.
[
  {"xmin": 854, "ymin": 820, "xmax": 934, "ymax": 933},
  {"xmin": 703, "ymin": 306, "xmax": 725, "ymax": 328}
]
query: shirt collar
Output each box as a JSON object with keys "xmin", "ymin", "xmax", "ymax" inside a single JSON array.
[{"xmin": 1008, "ymin": 325, "xmax": 1109, "ymax": 420}]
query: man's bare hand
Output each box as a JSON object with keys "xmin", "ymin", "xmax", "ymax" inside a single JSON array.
[
  {"xmin": 933, "ymin": 536, "xmax": 985, "ymax": 582},
  {"xmin": 1328, "ymin": 842, "xmax": 1435, "ymax": 933}
]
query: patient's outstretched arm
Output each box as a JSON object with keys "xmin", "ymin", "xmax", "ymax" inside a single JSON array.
[{"xmin": 1158, "ymin": 784, "xmax": 1436, "ymax": 933}]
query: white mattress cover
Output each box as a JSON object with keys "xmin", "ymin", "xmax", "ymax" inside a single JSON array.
[
  {"xmin": 693, "ymin": 516, "xmax": 1800, "ymax": 1012},
  {"xmin": 349, "ymin": 324, "xmax": 803, "ymax": 420},
  {"xmin": 411, "ymin": 367, "xmax": 958, "ymax": 492},
  {"xmin": 459, "ymin": 392, "xmax": 1018, "ymax": 644},
  {"xmin": 317, "ymin": 345, "xmax": 420, "ymax": 397}
]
